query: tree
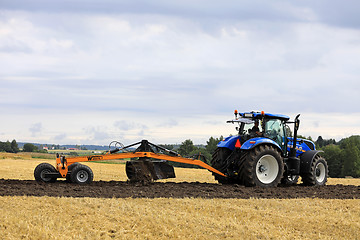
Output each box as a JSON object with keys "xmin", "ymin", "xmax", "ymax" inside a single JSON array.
[
  {"xmin": 317, "ymin": 136, "xmax": 337, "ymax": 148},
  {"xmin": 0, "ymin": 141, "xmax": 12, "ymax": 152},
  {"xmin": 342, "ymin": 145, "xmax": 359, "ymax": 177},
  {"xmin": 322, "ymin": 144, "xmax": 343, "ymax": 177},
  {"xmin": 23, "ymin": 143, "xmax": 38, "ymax": 152},
  {"xmin": 178, "ymin": 139, "xmax": 195, "ymax": 156},
  {"xmin": 206, "ymin": 136, "xmax": 224, "ymax": 155},
  {"xmin": 316, "ymin": 136, "xmax": 324, "ymax": 148},
  {"xmin": 340, "ymin": 136, "xmax": 360, "ymax": 177},
  {"xmin": 11, "ymin": 140, "xmax": 19, "ymax": 153}
]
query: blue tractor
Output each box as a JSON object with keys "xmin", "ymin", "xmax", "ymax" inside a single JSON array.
[{"xmin": 210, "ymin": 111, "xmax": 328, "ymax": 187}]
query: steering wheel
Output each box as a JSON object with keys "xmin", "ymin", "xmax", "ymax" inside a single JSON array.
[{"xmin": 265, "ymin": 130, "xmax": 276, "ymax": 139}]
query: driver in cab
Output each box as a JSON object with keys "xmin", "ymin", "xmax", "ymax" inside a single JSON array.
[{"xmin": 251, "ymin": 120, "xmax": 263, "ymax": 136}]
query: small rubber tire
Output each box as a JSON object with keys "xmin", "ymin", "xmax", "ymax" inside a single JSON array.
[
  {"xmin": 70, "ymin": 164, "xmax": 94, "ymax": 184},
  {"xmin": 301, "ymin": 155, "xmax": 328, "ymax": 186},
  {"xmin": 34, "ymin": 163, "xmax": 57, "ymax": 183},
  {"xmin": 66, "ymin": 162, "xmax": 81, "ymax": 183}
]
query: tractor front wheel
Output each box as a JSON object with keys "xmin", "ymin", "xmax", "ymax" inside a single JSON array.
[
  {"xmin": 241, "ymin": 145, "xmax": 284, "ymax": 187},
  {"xmin": 301, "ymin": 155, "xmax": 328, "ymax": 186}
]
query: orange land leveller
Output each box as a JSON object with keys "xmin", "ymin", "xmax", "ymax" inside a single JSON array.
[{"xmin": 34, "ymin": 140, "xmax": 226, "ymax": 184}]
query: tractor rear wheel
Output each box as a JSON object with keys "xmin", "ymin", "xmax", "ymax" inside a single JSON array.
[
  {"xmin": 301, "ymin": 155, "xmax": 328, "ymax": 186},
  {"xmin": 210, "ymin": 147, "xmax": 235, "ymax": 184},
  {"xmin": 34, "ymin": 163, "xmax": 57, "ymax": 183},
  {"xmin": 240, "ymin": 145, "xmax": 284, "ymax": 187},
  {"xmin": 70, "ymin": 164, "xmax": 94, "ymax": 184}
]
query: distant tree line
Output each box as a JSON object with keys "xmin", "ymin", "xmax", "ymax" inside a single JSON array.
[
  {"xmin": 317, "ymin": 135, "xmax": 360, "ymax": 178},
  {"xmin": 0, "ymin": 140, "xmax": 43, "ymax": 153},
  {"xmin": 160, "ymin": 136, "xmax": 224, "ymax": 168},
  {"xmin": 0, "ymin": 140, "xmax": 19, "ymax": 153}
]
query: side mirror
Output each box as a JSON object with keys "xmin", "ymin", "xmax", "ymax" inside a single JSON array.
[{"xmin": 294, "ymin": 114, "xmax": 300, "ymax": 131}]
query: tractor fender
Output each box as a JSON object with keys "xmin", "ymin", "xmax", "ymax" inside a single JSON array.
[
  {"xmin": 217, "ymin": 136, "xmax": 283, "ymax": 153},
  {"xmin": 217, "ymin": 136, "xmax": 240, "ymax": 151},
  {"xmin": 241, "ymin": 137, "xmax": 282, "ymax": 153},
  {"xmin": 299, "ymin": 150, "xmax": 324, "ymax": 173}
]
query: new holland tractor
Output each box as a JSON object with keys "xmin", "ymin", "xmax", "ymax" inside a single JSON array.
[{"xmin": 210, "ymin": 110, "xmax": 329, "ymax": 187}]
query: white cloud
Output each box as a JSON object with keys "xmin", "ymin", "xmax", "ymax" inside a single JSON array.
[
  {"xmin": 0, "ymin": 1, "xmax": 360, "ymax": 145},
  {"xmin": 114, "ymin": 120, "xmax": 148, "ymax": 131},
  {"xmin": 29, "ymin": 122, "xmax": 42, "ymax": 137},
  {"xmin": 54, "ymin": 133, "xmax": 67, "ymax": 141}
]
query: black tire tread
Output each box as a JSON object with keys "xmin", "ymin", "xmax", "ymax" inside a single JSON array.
[
  {"xmin": 66, "ymin": 162, "xmax": 82, "ymax": 183},
  {"xmin": 301, "ymin": 155, "xmax": 328, "ymax": 186},
  {"xmin": 34, "ymin": 163, "xmax": 57, "ymax": 183},
  {"xmin": 70, "ymin": 164, "xmax": 94, "ymax": 184},
  {"xmin": 239, "ymin": 145, "xmax": 284, "ymax": 187},
  {"xmin": 210, "ymin": 148, "xmax": 234, "ymax": 184}
]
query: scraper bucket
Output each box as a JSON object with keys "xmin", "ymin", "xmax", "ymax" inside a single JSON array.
[{"xmin": 125, "ymin": 159, "xmax": 175, "ymax": 182}]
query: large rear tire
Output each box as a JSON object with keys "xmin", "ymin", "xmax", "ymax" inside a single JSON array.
[
  {"xmin": 240, "ymin": 145, "xmax": 284, "ymax": 187},
  {"xmin": 210, "ymin": 148, "xmax": 235, "ymax": 184},
  {"xmin": 301, "ymin": 155, "xmax": 328, "ymax": 186},
  {"xmin": 34, "ymin": 163, "xmax": 57, "ymax": 183}
]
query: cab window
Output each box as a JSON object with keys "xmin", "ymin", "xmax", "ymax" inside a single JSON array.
[{"xmin": 265, "ymin": 119, "xmax": 285, "ymax": 147}]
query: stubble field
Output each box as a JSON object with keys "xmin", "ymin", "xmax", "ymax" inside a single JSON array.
[{"xmin": 0, "ymin": 153, "xmax": 360, "ymax": 239}]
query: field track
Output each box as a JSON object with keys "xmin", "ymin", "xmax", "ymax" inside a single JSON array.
[{"xmin": 1, "ymin": 179, "xmax": 359, "ymax": 199}]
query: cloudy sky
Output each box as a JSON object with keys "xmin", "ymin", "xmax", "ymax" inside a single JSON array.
[{"xmin": 1, "ymin": 0, "xmax": 360, "ymax": 146}]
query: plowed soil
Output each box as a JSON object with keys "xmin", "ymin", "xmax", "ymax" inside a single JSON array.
[{"xmin": 0, "ymin": 179, "xmax": 359, "ymax": 199}]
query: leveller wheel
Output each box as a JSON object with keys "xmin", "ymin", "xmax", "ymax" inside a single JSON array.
[
  {"xmin": 66, "ymin": 162, "xmax": 81, "ymax": 183},
  {"xmin": 34, "ymin": 163, "xmax": 57, "ymax": 183},
  {"xmin": 70, "ymin": 164, "xmax": 94, "ymax": 184}
]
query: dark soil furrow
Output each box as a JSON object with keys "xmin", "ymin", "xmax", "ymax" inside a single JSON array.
[{"xmin": 0, "ymin": 179, "xmax": 359, "ymax": 199}]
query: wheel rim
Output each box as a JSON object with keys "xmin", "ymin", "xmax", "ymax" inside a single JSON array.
[
  {"xmin": 315, "ymin": 162, "xmax": 326, "ymax": 183},
  {"xmin": 76, "ymin": 170, "xmax": 89, "ymax": 183},
  {"xmin": 40, "ymin": 169, "xmax": 52, "ymax": 182},
  {"xmin": 256, "ymin": 154, "xmax": 279, "ymax": 184}
]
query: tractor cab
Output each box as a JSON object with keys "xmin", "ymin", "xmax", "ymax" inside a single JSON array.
[{"xmin": 226, "ymin": 111, "xmax": 290, "ymax": 154}]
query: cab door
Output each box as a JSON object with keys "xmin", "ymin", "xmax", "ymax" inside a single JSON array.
[{"xmin": 264, "ymin": 119, "xmax": 287, "ymax": 153}]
